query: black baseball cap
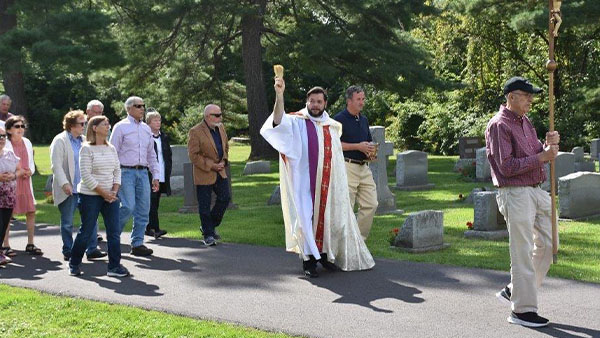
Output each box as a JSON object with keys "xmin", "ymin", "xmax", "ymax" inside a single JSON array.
[{"xmin": 503, "ymin": 77, "xmax": 543, "ymax": 95}]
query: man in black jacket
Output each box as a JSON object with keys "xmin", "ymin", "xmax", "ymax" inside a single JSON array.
[{"xmin": 145, "ymin": 108, "xmax": 172, "ymax": 238}]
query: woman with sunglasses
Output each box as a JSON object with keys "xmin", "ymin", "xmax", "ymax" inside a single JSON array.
[
  {"xmin": 3, "ymin": 116, "xmax": 42, "ymax": 255},
  {"xmin": 69, "ymin": 115, "xmax": 128, "ymax": 277},
  {"xmin": 0, "ymin": 126, "xmax": 22, "ymax": 265}
]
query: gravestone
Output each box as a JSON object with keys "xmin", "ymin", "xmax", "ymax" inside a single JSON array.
[
  {"xmin": 591, "ymin": 139, "xmax": 600, "ymax": 160},
  {"xmin": 44, "ymin": 176, "xmax": 53, "ymax": 194},
  {"xmin": 243, "ymin": 160, "xmax": 271, "ymax": 175},
  {"xmin": 572, "ymin": 146, "xmax": 595, "ymax": 172},
  {"xmin": 572, "ymin": 147, "xmax": 585, "ymax": 162},
  {"xmin": 542, "ymin": 152, "xmax": 575, "ymax": 191},
  {"xmin": 170, "ymin": 145, "xmax": 190, "ymax": 176},
  {"xmin": 464, "ymin": 191, "xmax": 508, "ymax": 240},
  {"xmin": 392, "ymin": 210, "xmax": 449, "ymax": 252},
  {"xmin": 231, "ymin": 137, "xmax": 250, "ymax": 144},
  {"xmin": 169, "ymin": 176, "xmax": 185, "ymax": 196},
  {"xmin": 459, "ymin": 137, "xmax": 483, "ymax": 159},
  {"xmin": 267, "ymin": 185, "xmax": 281, "ymax": 205},
  {"xmin": 463, "ymin": 187, "xmax": 495, "ymax": 204},
  {"xmin": 369, "ymin": 126, "xmax": 402, "ymax": 214},
  {"xmin": 178, "ymin": 163, "xmax": 237, "ymax": 213},
  {"xmin": 395, "ymin": 150, "xmax": 434, "ymax": 191},
  {"xmin": 574, "ymin": 160, "xmax": 596, "ymax": 172},
  {"xmin": 558, "ymin": 172, "xmax": 600, "ymax": 219},
  {"xmin": 179, "ymin": 163, "xmax": 198, "ymax": 213},
  {"xmin": 454, "ymin": 158, "xmax": 475, "ymax": 172},
  {"xmin": 475, "ymin": 147, "xmax": 491, "ymax": 181}
]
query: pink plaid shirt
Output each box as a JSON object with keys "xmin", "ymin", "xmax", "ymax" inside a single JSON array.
[{"xmin": 485, "ymin": 104, "xmax": 546, "ymax": 187}]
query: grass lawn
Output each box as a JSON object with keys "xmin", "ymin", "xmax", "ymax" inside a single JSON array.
[{"xmin": 0, "ymin": 284, "xmax": 293, "ymax": 338}]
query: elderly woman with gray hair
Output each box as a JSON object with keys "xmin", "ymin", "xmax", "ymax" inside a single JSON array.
[
  {"xmin": 0, "ymin": 126, "xmax": 22, "ymax": 265},
  {"xmin": 3, "ymin": 115, "xmax": 42, "ymax": 256},
  {"xmin": 144, "ymin": 108, "xmax": 172, "ymax": 239}
]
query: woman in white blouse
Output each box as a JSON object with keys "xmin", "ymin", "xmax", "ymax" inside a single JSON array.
[{"xmin": 68, "ymin": 116, "xmax": 129, "ymax": 277}]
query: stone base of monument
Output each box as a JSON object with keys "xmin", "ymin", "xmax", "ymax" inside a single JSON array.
[
  {"xmin": 558, "ymin": 214, "xmax": 600, "ymax": 222},
  {"xmin": 394, "ymin": 183, "xmax": 435, "ymax": 191},
  {"xmin": 464, "ymin": 230, "xmax": 508, "ymax": 240}
]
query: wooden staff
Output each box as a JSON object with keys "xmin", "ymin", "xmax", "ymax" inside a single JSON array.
[{"xmin": 546, "ymin": 0, "xmax": 561, "ymax": 264}]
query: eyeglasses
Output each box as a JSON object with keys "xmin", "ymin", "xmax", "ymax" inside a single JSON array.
[
  {"xmin": 0, "ymin": 134, "xmax": 6, "ymax": 140},
  {"xmin": 75, "ymin": 122, "xmax": 86, "ymax": 127},
  {"xmin": 133, "ymin": 104, "xmax": 146, "ymax": 109},
  {"xmin": 12, "ymin": 124, "xmax": 26, "ymax": 129},
  {"xmin": 211, "ymin": 114, "xmax": 222, "ymax": 118}
]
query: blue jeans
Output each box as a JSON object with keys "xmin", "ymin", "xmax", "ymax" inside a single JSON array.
[
  {"xmin": 70, "ymin": 194, "xmax": 121, "ymax": 270},
  {"xmin": 118, "ymin": 168, "xmax": 150, "ymax": 247},
  {"xmin": 58, "ymin": 193, "xmax": 97, "ymax": 256},
  {"xmin": 196, "ymin": 175, "xmax": 230, "ymax": 238}
]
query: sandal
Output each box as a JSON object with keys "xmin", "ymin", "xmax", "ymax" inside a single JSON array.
[
  {"xmin": 1, "ymin": 247, "xmax": 16, "ymax": 257},
  {"xmin": 25, "ymin": 244, "xmax": 43, "ymax": 256}
]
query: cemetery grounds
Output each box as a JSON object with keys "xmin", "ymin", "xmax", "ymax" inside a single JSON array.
[{"xmin": 1, "ymin": 143, "xmax": 598, "ymax": 336}]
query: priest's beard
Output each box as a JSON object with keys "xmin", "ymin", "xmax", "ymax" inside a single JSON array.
[{"xmin": 308, "ymin": 108, "xmax": 325, "ymax": 118}]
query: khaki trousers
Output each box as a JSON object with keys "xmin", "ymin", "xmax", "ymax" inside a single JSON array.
[
  {"xmin": 496, "ymin": 186, "xmax": 554, "ymax": 313},
  {"xmin": 344, "ymin": 162, "xmax": 378, "ymax": 240}
]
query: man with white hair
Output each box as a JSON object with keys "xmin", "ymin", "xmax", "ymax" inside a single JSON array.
[
  {"xmin": 0, "ymin": 95, "xmax": 14, "ymax": 128},
  {"xmin": 110, "ymin": 96, "xmax": 159, "ymax": 256},
  {"xmin": 187, "ymin": 104, "xmax": 230, "ymax": 246},
  {"xmin": 84, "ymin": 100, "xmax": 108, "ymax": 137}
]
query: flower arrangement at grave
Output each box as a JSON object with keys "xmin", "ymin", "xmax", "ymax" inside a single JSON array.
[
  {"xmin": 389, "ymin": 228, "xmax": 400, "ymax": 245},
  {"xmin": 457, "ymin": 161, "xmax": 476, "ymax": 181},
  {"xmin": 466, "ymin": 221, "xmax": 473, "ymax": 230}
]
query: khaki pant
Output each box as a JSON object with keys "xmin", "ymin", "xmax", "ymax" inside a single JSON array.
[
  {"xmin": 496, "ymin": 186, "xmax": 554, "ymax": 313},
  {"xmin": 345, "ymin": 162, "xmax": 378, "ymax": 240}
]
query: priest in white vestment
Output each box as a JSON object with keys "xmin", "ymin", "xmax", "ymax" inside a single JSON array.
[{"xmin": 260, "ymin": 77, "xmax": 375, "ymax": 277}]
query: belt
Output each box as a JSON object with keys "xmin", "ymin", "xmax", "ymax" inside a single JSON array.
[
  {"xmin": 344, "ymin": 158, "xmax": 367, "ymax": 165},
  {"xmin": 121, "ymin": 165, "xmax": 148, "ymax": 170},
  {"xmin": 500, "ymin": 182, "xmax": 542, "ymax": 189}
]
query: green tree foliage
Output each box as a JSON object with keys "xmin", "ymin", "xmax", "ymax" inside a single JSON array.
[{"xmin": 0, "ymin": 0, "xmax": 123, "ymax": 142}]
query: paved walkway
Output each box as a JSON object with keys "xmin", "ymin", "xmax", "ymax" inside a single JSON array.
[{"xmin": 1, "ymin": 222, "xmax": 599, "ymax": 338}]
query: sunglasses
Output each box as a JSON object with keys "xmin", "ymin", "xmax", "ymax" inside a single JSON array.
[
  {"xmin": 75, "ymin": 122, "xmax": 86, "ymax": 127},
  {"xmin": 133, "ymin": 104, "xmax": 146, "ymax": 109},
  {"xmin": 211, "ymin": 114, "xmax": 222, "ymax": 118},
  {"xmin": 12, "ymin": 124, "xmax": 26, "ymax": 129},
  {"xmin": 0, "ymin": 134, "xmax": 6, "ymax": 140}
]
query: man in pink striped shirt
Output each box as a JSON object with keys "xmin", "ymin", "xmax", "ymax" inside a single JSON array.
[{"xmin": 486, "ymin": 77, "xmax": 559, "ymax": 328}]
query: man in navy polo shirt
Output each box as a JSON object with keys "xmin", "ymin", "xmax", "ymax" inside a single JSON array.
[{"xmin": 333, "ymin": 86, "xmax": 378, "ymax": 240}]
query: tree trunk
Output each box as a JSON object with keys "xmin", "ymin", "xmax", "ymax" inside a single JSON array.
[
  {"xmin": 241, "ymin": 0, "xmax": 277, "ymax": 160},
  {"xmin": 0, "ymin": 0, "xmax": 27, "ymax": 118}
]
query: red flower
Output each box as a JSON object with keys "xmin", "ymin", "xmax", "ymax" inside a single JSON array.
[
  {"xmin": 393, "ymin": 228, "xmax": 399, "ymax": 233},
  {"xmin": 466, "ymin": 221, "xmax": 473, "ymax": 229}
]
